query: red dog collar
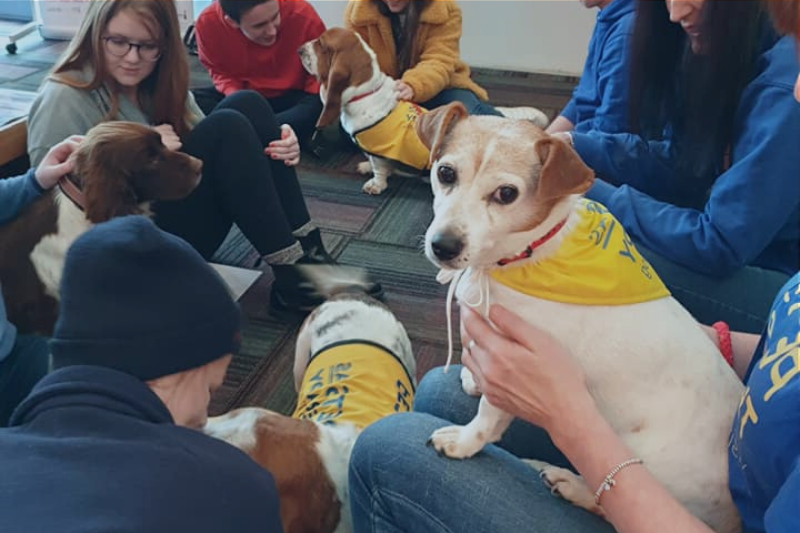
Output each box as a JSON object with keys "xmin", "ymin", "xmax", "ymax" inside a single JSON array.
[{"xmin": 497, "ymin": 217, "xmax": 569, "ymax": 266}]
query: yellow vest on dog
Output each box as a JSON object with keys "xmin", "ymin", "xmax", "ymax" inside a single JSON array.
[
  {"xmin": 490, "ymin": 199, "xmax": 670, "ymax": 305},
  {"xmin": 352, "ymin": 101, "xmax": 431, "ymax": 171},
  {"xmin": 293, "ymin": 341, "xmax": 415, "ymax": 429}
]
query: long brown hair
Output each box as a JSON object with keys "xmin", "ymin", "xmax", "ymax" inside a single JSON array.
[
  {"xmin": 50, "ymin": 0, "xmax": 193, "ymax": 137},
  {"xmin": 767, "ymin": 0, "xmax": 800, "ymax": 38},
  {"xmin": 375, "ymin": 0, "xmax": 433, "ymax": 74},
  {"xmin": 628, "ymin": 0, "xmax": 771, "ymax": 195}
]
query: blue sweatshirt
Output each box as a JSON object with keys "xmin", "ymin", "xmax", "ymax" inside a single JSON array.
[
  {"xmin": 561, "ymin": 0, "xmax": 635, "ymax": 134},
  {"xmin": 574, "ymin": 36, "xmax": 800, "ymax": 276},
  {"xmin": 0, "ymin": 365, "xmax": 284, "ymax": 532},
  {"xmin": 0, "ymin": 169, "xmax": 44, "ymax": 362},
  {"xmin": 728, "ymin": 272, "xmax": 800, "ymax": 533}
]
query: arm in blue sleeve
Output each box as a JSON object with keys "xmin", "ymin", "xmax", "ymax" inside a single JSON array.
[
  {"xmin": 584, "ymin": 31, "xmax": 632, "ymax": 133},
  {"xmin": 0, "ymin": 169, "xmax": 44, "ymax": 226},
  {"xmin": 572, "ymin": 131, "xmax": 676, "ymax": 197},
  {"xmin": 560, "ymin": 97, "xmax": 578, "ymax": 125},
  {"xmin": 587, "ymin": 83, "xmax": 800, "ymax": 276},
  {"xmin": 763, "ymin": 460, "xmax": 800, "ymax": 533}
]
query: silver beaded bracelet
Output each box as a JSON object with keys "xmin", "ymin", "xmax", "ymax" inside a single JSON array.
[{"xmin": 593, "ymin": 458, "xmax": 644, "ymax": 506}]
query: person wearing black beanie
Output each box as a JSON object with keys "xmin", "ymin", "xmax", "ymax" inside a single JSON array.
[{"xmin": 0, "ymin": 216, "xmax": 283, "ymax": 532}]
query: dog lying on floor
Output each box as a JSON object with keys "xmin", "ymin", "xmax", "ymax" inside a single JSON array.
[
  {"xmin": 0, "ymin": 121, "xmax": 202, "ymax": 335},
  {"xmin": 204, "ymin": 289, "xmax": 416, "ymax": 533},
  {"xmin": 415, "ymin": 102, "xmax": 744, "ymax": 533},
  {"xmin": 298, "ymin": 27, "xmax": 548, "ymax": 195}
]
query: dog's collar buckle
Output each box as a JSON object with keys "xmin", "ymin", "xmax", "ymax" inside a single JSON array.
[
  {"xmin": 497, "ymin": 217, "xmax": 569, "ymax": 266},
  {"xmin": 58, "ymin": 175, "xmax": 86, "ymax": 212}
]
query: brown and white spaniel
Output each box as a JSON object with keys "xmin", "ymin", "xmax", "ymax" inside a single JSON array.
[{"xmin": 0, "ymin": 121, "xmax": 202, "ymax": 335}]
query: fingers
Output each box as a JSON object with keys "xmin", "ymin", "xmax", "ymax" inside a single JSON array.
[
  {"xmin": 266, "ymin": 125, "xmax": 300, "ymax": 166},
  {"xmin": 51, "ymin": 160, "xmax": 73, "ymax": 175},
  {"xmin": 489, "ymin": 304, "xmax": 551, "ymax": 351},
  {"xmin": 461, "ymin": 305, "xmax": 503, "ymax": 354},
  {"xmin": 49, "ymin": 136, "xmax": 83, "ymax": 160},
  {"xmin": 153, "ymin": 124, "xmax": 182, "ymax": 151}
]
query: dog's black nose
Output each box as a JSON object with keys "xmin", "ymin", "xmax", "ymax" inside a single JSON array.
[{"xmin": 431, "ymin": 233, "xmax": 464, "ymax": 261}]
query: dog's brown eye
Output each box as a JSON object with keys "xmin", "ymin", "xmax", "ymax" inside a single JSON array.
[
  {"xmin": 437, "ymin": 165, "xmax": 456, "ymax": 185},
  {"xmin": 493, "ymin": 186, "xmax": 519, "ymax": 205}
]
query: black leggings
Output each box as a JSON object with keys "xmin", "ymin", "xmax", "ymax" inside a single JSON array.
[
  {"xmin": 153, "ymin": 90, "xmax": 311, "ymax": 260},
  {"xmin": 192, "ymin": 86, "xmax": 322, "ymax": 149}
]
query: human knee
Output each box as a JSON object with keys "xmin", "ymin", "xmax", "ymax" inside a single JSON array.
[
  {"xmin": 414, "ymin": 365, "xmax": 479, "ymax": 423},
  {"xmin": 220, "ymin": 90, "xmax": 274, "ymax": 116},
  {"xmin": 351, "ymin": 413, "xmax": 437, "ymax": 477}
]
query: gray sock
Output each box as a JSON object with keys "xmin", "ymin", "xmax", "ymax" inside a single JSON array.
[
  {"xmin": 263, "ymin": 241, "xmax": 304, "ymax": 265},
  {"xmin": 291, "ymin": 222, "xmax": 316, "ymax": 238}
]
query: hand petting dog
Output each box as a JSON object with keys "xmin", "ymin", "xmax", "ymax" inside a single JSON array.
[{"xmin": 460, "ymin": 304, "xmax": 594, "ymax": 432}]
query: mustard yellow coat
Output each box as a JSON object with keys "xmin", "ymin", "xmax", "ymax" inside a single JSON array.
[{"xmin": 344, "ymin": 0, "xmax": 489, "ymax": 103}]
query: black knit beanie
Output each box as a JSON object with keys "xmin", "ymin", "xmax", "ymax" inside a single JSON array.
[{"xmin": 50, "ymin": 216, "xmax": 242, "ymax": 381}]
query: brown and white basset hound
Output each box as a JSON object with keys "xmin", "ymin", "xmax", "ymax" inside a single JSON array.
[
  {"xmin": 299, "ymin": 27, "xmax": 433, "ymax": 195},
  {"xmin": 0, "ymin": 121, "xmax": 202, "ymax": 335}
]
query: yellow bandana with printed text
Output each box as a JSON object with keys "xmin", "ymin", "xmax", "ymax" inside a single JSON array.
[
  {"xmin": 490, "ymin": 200, "xmax": 670, "ymax": 305},
  {"xmin": 353, "ymin": 101, "xmax": 431, "ymax": 170},
  {"xmin": 292, "ymin": 342, "xmax": 415, "ymax": 429}
]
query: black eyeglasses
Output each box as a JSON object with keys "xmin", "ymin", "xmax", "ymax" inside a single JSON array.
[{"xmin": 103, "ymin": 36, "xmax": 162, "ymax": 61}]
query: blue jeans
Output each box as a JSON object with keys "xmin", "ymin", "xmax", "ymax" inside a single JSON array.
[
  {"xmin": 636, "ymin": 244, "xmax": 789, "ymax": 334},
  {"xmin": 420, "ymin": 88, "xmax": 502, "ymax": 117},
  {"xmin": 349, "ymin": 366, "xmax": 612, "ymax": 532},
  {"xmin": 0, "ymin": 334, "xmax": 50, "ymax": 426}
]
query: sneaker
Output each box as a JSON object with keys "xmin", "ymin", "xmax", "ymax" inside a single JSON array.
[{"xmin": 496, "ymin": 106, "xmax": 550, "ymax": 128}]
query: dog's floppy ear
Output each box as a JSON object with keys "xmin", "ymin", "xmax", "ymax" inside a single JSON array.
[
  {"xmin": 316, "ymin": 54, "xmax": 351, "ymax": 129},
  {"xmin": 534, "ymin": 137, "xmax": 595, "ymax": 200},
  {"xmin": 416, "ymin": 101, "xmax": 468, "ymax": 165},
  {"xmin": 77, "ymin": 144, "xmax": 142, "ymax": 223}
]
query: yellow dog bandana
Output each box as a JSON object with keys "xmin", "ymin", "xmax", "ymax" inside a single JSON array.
[
  {"xmin": 293, "ymin": 341, "xmax": 415, "ymax": 429},
  {"xmin": 490, "ymin": 199, "xmax": 670, "ymax": 305},
  {"xmin": 352, "ymin": 101, "xmax": 431, "ymax": 171}
]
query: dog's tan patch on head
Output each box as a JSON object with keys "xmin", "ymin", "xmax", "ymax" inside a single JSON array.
[{"xmin": 426, "ymin": 116, "xmax": 589, "ymax": 268}]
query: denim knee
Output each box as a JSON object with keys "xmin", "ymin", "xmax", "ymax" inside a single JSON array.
[{"xmin": 414, "ymin": 365, "xmax": 480, "ymax": 424}]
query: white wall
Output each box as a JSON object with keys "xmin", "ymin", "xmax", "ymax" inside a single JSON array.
[
  {"xmin": 192, "ymin": 0, "xmax": 595, "ymax": 75},
  {"xmin": 309, "ymin": 0, "xmax": 595, "ymax": 75}
]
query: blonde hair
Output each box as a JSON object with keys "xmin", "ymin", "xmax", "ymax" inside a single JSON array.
[{"xmin": 50, "ymin": 0, "xmax": 193, "ymax": 137}]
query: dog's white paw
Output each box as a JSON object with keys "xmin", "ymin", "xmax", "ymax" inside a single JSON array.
[
  {"xmin": 527, "ymin": 460, "xmax": 604, "ymax": 516},
  {"xmin": 460, "ymin": 365, "xmax": 481, "ymax": 396},
  {"xmin": 356, "ymin": 161, "xmax": 373, "ymax": 175},
  {"xmin": 428, "ymin": 425, "xmax": 486, "ymax": 459},
  {"xmin": 362, "ymin": 177, "xmax": 388, "ymax": 195}
]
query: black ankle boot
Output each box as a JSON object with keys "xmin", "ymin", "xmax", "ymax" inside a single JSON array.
[
  {"xmin": 269, "ymin": 248, "xmax": 385, "ymax": 314},
  {"xmin": 296, "ymin": 229, "xmax": 336, "ymax": 264},
  {"xmin": 269, "ymin": 261, "xmax": 327, "ymax": 313}
]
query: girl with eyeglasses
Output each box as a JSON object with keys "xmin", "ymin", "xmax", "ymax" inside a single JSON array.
[{"xmin": 26, "ymin": 0, "xmax": 382, "ymax": 313}]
